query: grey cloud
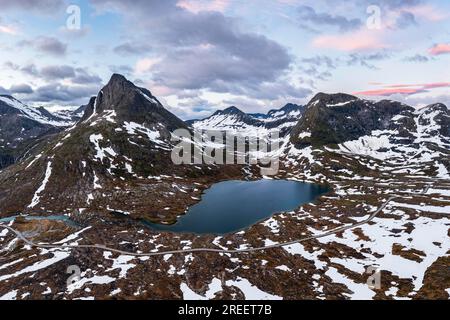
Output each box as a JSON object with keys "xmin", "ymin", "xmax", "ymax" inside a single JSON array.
[
  {"xmin": 297, "ymin": 5, "xmax": 362, "ymax": 32},
  {"xmin": 32, "ymin": 83, "xmax": 99, "ymax": 103},
  {"xmin": 0, "ymin": 0, "xmax": 65, "ymax": 13},
  {"xmin": 353, "ymin": 0, "xmax": 422, "ymax": 29},
  {"xmin": 352, "ymin": 0, "xmax": 422, "ymax": 9},
  {"xmin": 109, "ymin": 65, "xmax": 133, "ymax": 75},
  {"xmin": 18, "ymin": 63, "xmax": 103, "ymax": 85},
  {"xmin": 38, "ymin": 65, "xmax": 102, "ymax": 84},
  {"xmin": 92, "ymin": 0, "xmax": 293, "ymax": 100},
  {"xmin": 298, "ymin": 55, "xmax": 338, "ymax": 82},
  {"xmin": 298, "ymin": 51, "xmax": 391, "ymax": 85},
  {"xmin": 0, "ymin": 83, "xmax": 34, "ymax": 96},
  {"xmin": 177, "ymin": 97, "xmax": 212, "ymax": 110},
  {"xmin": 346, "ymin": 52, "xmax": 391, "ymax": 69},
  {"xmin": 300, "ymin": 56, "xmax": 337, "ymax": 69},
  {"xmin": 34, "ymin": 37, "xmax": 67, "ymax": 56},
  {"xmin": 248, "ymin": 82, "xmax": 312, "ymax": 100},
  {"xmin": 59, "ymin": 26, "xmax": 91, "ymax": 39},
  {"xmin": 403, "ymin": 54, "xmax": 430, "ymax": 63},
  {"xmin": 113, "ymin": 42, "xmax": 152, "ymax": 56},
  {"xmin": 72, "ymin": 68, "xmax": 103, "ymax": 84},
  {"xmin": 18, "ymin": 36, "xmax": 67, "ymax": 56},
  {"xmin": 20, "ymin": 64, "xmax": 39, "ymax": 76},
  {"xmin": 10, "ymin": 84, "xmax": 34, "ymax": 94},
  {"xmin": 151, "ymin": 45, "xmax": 290, "ymax": 95},
  {"xmin": 90, "ymin": 0, "xmax": 177, "ymax": 17},
  {"xmin": 395, "ymin": 11, "xmax": 417, "ymax": 29},
  {"xmin": 3, "ymin": 61, "xmax": 19, "ymax": 71},
  {"xmin": 152, "ymin": 12, "xmax": 292, "ymax": 95},
  {"xmin": 41, "ymin": 65, "xmax": 76, "ymax": 79}
]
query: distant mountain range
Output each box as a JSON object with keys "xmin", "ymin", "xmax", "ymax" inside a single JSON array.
[
  {"xmin": 189, "ymin": 103, "xmax": 305, "ymax": 136},
  {"xmin": 0, "ymin": 95, "xmax": 82, "ymax": 169}
]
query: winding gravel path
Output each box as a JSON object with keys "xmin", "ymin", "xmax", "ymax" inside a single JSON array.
[{"xmin": 0, "ymin": 186, "xmax": 430, "ymax": 257}]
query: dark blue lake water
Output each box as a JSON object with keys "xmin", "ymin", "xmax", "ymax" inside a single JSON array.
[{"xmin": 145, "ymin": 179, "xmax": 329, "ymax": 235}]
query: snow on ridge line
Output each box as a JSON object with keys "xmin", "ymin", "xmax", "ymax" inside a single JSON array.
[
  {"xmin": 139, "ymin": 90, "xmax": 159, "ymax": 105},
  {"xmin": 326, "ymin": 100, "xmax": 357, "ymax": 108},
  {"xmin": 28, "ymin": 161, "xmax": 53, "ymax": 208}
]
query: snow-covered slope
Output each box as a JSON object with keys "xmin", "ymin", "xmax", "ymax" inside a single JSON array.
[
  {"xmin": 0, "ymin": 95, "xmax": 75, "ymax": 169},
  {"xmin": 0, "ymin": 95, "xmax": 73, "ymax": 127},
  {"xmin": 190, "ymin": 104, "xmax": 305, "ymax": 136},
  {"xmin": 49, "ymin": 105, "xmax": 87, "ymax": 125}
]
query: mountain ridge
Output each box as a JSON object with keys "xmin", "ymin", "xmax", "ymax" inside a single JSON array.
[{"xmin": 0, "ymin": 74, "xmax": 240, "ymax": 222}]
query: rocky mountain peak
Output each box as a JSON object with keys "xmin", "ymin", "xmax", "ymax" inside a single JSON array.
[
  {"xmin": 214, "ymin": 106, "xmax": 245, "ymax": 116},
  {"xmin": 79, "ymin": 74, "xmax": 187, "ymax": 130},
  {"xmin": 269, "ymin": 103, "xmax": 305, "ymax": 116},
  {"xmin": 108, "ymin": 73, "xmax": 130, "ymax": 85},
  {"xmin": 101, "ymin": 73, "xmax": 138, "ymax": 101},
  {"xmin": 422, "ymin": 103, "xmax": 448, "ymax": 113},
  {"xmin": 281, "ymin": 103, "xmax": 302, "ymax": 111}
]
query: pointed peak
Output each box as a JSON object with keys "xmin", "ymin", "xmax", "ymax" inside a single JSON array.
[
  {"xmin": 225, "ymin": 106, "xmax": 243, "ymax": 113},
  {"xmin": 108, "ymin": 73, "xmax": 129, "ymax": 84},
  {"xmin": 280, "ymin": 103, "xmax": 303, "ymax": 112},
  {"xmin": 215, "ymin": 106, "xmax": 245, "ymax": 116},
  {"xmin": 103, "ymin": 73, "xmax": 136, "ymax": 91}
]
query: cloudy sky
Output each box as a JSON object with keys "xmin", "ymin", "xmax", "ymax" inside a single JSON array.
[{"xmin": 0, "ymin": 0, "xmax": 449, "ymax": 119}]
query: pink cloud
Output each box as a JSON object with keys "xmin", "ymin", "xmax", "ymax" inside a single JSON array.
[
  {"xmin": 312, "ymin": 29, "xmax": 387, "ymax": 52},
  {"xmin": 422, "ymin": 82, "xmax": 450, "ymax": 89},
  {"xmin": 354, "ymin": 88, "xmax": 424, "ymax": 96},
  {"xmin": 354, "ymin": 82, "xmax": 450, "ymax": 96},
  {"xmin": 429, "ymin": 43, "xmax": 450, "ymax": 56},
  {"xmin": 134, "ymin": 58, "xmax": 162, "ymax": 75},
  {"xmin": 150, "ymin": 84, "xmax": 176, "ymax": 97},
  {"xmin": 0, "ymin": 25, "xmax": 18, "ymax": 35},
  {"xmin": 384, "ymin": 83, "xmax": 450, "ymax": 89}
]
